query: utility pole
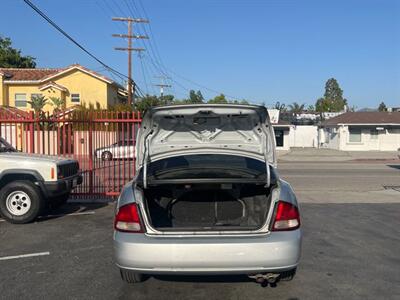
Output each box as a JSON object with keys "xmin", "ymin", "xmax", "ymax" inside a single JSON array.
[
  {"xmin": 154, "ymin": 76, "xmax": 171, "ymax": 105},
  {"xmin": 112, "ymin": 17, "xmax": 149, "ymax": 107}
]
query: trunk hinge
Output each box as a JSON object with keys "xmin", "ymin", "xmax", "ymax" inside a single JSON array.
[
  {"xmin": 265, "ymin": 161, "xmax": 270, "ymax": 188},
  {"xmin": 262, "ymin": 127, "xmax": 271, "ymax": 188},
  {"xmin": 142, "ymin": 130, "xmax": 153, "ymax": 189}
]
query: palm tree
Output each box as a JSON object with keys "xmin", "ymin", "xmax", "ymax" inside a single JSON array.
[
  {"xmin": 288, "ymin": 102, "xmax": 305, "ymax": 114},
  {"xmin": 28, "ymin": 95, "xmax": 47, "ymax": 116},
  {"xmin": 49, "ymin": 97, "xmax": 65, "ymax": 113},
  {"xmin": 274, "ymin": 101, "xmax": 286, "ymax": 112}
]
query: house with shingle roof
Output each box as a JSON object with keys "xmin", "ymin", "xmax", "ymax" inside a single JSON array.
[
  {"xmin": 320, "ymin": 112, "xmax": 400, "ymax": 151},
  {"xmin": 0, "ymin": 64, "xmax": 126, "ymax": 112}
]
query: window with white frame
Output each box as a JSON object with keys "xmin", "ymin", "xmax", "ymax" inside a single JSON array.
[
  {"xmin": 370, "ymin": 129, "xmax": 378, "ymax": 140},
  {"xmin": 15, "ymin": 93, "xmax": 27, "ymax": 107},
  {"xmin": 349, "ymin": 128, "xmax": 362, "ymax": 143},
  {"xmin": 71, "ymin": 93, "xmax": 80, "ymax": 103},
  {"xmin": 31, "ymin": 93, "xmax": 42, "ymax": 100}
]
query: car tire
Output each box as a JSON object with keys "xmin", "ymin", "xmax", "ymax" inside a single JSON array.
[
  {"xmin": 101, "ymin": 151, "xmax": 113, "ymax": 161},
  {"xmin": 279, "ymin": 268, "xmax": 297, "ymax": 281},
  {"xmin": 120, "ymin": 269, "xmax": 145, "ymax": 283},
  {"xmin": 0, "ymin": 180, "xmax": 45, "ymax": 224}
]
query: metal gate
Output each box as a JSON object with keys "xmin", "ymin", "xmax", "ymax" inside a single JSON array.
[{"xmin": 0, "ymin": 107, "xmax": 142, "ymax": 197}]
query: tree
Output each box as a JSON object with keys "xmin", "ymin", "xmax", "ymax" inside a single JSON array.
[
  {"xmin": 0, "ymin": 36, "xmax": 36, "ymax": 68},
  {"xmin": 49, "ymin": 97, "xmax": 65, "ymax": 113},
  {"xmin": 288, "ymin": 102, "xmax": 305, "ymax": 114},
  {"xmin": 274, "ymin": 101, "xmax": 286, "ymax": 111},
  {"xmin": 378, "ymin": 102, "xmax": 387, "ymax": 112},
  {"xmin": 28, "ymin": 95, "xmax": 47, "ymax": 116},
  {"xmin": 315, "ymin": 78, "xmax": 347, "ymax": 112},
  {"xmin": 163, "ymin": 94, "xmax": 175, "ymax": 105},
  {"xmin": 237, "ymin": 99, "xmax": 249, "ymax": 105},
  {"xmin": 135, "ymin": 95, "xmax": 160, "ymax": 112},
  {"xmin": 315, "ymin": 97, "xmax": 328, "ymax": 112},
  {"xmin": 208, "ymin": 94, "xmax": 228, "ymax": 104},
  {"xmin": 187, "ymin": 90, "xmax": 204, "ymax": 104},
  {"xmin": 307, "ymin": 105, "xmax": 315, "ymax": 111}
]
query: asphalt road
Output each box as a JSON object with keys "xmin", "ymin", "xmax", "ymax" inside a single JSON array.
[
  {"xmin": 279, "ymin": 161, "xmax": 400, "ymax": 203},
  {"xmin": 0, "ymin": 161, "xmax": 399, "ymax": 299}
]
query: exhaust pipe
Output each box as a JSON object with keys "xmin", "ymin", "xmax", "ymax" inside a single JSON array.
[
  {"xmin": 255, "ymin": 276, "xmax": 265, "ymax": 284},
  {"xmin": 248, "ymin": 273, "xmax": 280, "ymax": 284},
  {"xmin": 265, "ymin": 273, "xmax": 280, "ymax": 284}
]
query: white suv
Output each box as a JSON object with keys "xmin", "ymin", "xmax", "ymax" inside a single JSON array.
[{"xmin": 0, "ymin": 138, "xmax": 82, "ymax": 224}]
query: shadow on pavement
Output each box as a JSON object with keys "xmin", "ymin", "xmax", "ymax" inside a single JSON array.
[
  {"xmin": 37, "ymin": 202, "xmax": 108, "ymax": 222},
  {"xmin": 151, "ymin": 274, "xmax": 284, "ymax": 288},
  {"xmin": 152, "ymin": 274, "xmax": 253, "ymax": 283},
  {"xmin": 387, "ymin": 164, "xmax": 400, "ymax": 170}
]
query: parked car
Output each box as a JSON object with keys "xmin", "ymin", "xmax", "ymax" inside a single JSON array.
[
  {"xmin": 95, "ymin": 140, "xmax": 135, "ymax": 161},
  {"xmin": 113, "ymin": 104, "xmax": 302, "ymax": 285},
  {"xmin": 0, "ymin": 138, "xmax": 82, "ymax": 224}
]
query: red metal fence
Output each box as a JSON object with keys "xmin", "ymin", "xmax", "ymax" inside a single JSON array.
[{"xmin": 0, "ymin": 107, "xmax": 142, "ymax": 198}]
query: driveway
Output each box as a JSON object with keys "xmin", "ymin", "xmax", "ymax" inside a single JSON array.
[{"xmin": 0, "ymin": 161, "xmax": 399, "ymax": 299}]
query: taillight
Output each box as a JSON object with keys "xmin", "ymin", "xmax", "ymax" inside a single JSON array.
[
  {"xmin": 271, "ymin": 201, "xmax": 300, "ymax": 231},
  {"xmin": 114, "ymin": 203, "xmax": 144, "ymax": 233}
]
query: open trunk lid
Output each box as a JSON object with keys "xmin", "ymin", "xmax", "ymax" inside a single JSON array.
[{"xmin": 136, "ymin": 104, "xmax": 277, "ymax": 173}]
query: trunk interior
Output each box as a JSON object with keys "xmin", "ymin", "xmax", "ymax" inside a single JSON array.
[{"xmin": 143, "ymin": 183, "xmax": 273, "ymax": 231}]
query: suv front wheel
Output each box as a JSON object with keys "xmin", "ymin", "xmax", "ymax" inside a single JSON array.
[{"xmin": 0, "ymin": 181, "xmax": 45, "ymax": 224}]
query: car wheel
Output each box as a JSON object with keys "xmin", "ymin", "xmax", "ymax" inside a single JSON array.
[
  {"xmin": 120, "ymin": 269, "xmax": 145, "ymax": 283},
  {"xmin": 279, "ymin": 268, "xmax": 297, "ymax": 281},
  {"xmin": 0, "ymin": 181, "xmax": 44, "ymax": 224},
  {"xmin": 101, "ymin": 151, "xmax": 113, "ymax": 161}
]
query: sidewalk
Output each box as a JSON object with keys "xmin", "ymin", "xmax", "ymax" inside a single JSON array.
[{"xmin": 278, "ymin": 147, "xmax": 400, "ymax": 162}]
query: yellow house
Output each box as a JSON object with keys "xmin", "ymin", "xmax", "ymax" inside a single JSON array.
[{"xmin": 0, "ymin": 64, "xmax": 126, "ymax": 112}]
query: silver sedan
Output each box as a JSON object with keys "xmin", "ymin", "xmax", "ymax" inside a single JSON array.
[{"xmin": 113, "ymin": 104, "xmax": 302, "ymax": 285}]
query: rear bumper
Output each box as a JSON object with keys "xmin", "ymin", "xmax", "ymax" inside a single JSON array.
[
  {"xmin": 114, "ymin": 229, "xmax": 302, "ymax": 275},
  {"xmin": 41, "ymin": 174, "xmax": 83, "ymax": 197}
]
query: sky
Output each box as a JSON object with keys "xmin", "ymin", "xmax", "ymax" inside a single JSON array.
[{"xmin": 1, "ymin": 0, "xmax": 399, "ymax": 108}]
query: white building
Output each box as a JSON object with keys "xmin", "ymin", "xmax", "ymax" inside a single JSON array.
[
  {"xmin": 320, "ymin": 112, "xmax": 400, "ymax": 151},
  {"xmin": 267, "ymin": 109, "xmax": 292, "ymax": 150},
  {"xmin": 273, "ymin": 121, "xmax": 292, "ymax": 150},
  {"xmin": 268, "ymin": 109, "xmax": 320, "ymax": 150}
]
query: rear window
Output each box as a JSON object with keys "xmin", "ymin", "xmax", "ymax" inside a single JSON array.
[{"xmin": 147, "ymin": 154, "xmax": 267, "ymax": 179}]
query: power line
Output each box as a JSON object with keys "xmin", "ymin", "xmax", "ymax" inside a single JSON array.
[
  {"xmin": 127, "ymin": 2, "xmax": 165, "ymax": 65},
  {"xmin": 154, "ymin": 75, "xmax": 171, "ymax": 98},
  {"xmin": 138, "ymin": 52, "xmax": 149, "ymax": 94},
  {"xmin": 112, "ymin": 17, "xmax": 149, "ymax": 106},
  {"xmin": 22, "ymin": 0, "xmax": 143, "ymax": 92},
  {"xmin": 129, "ymin": 0, "xmax": 248, "ymax": 102},
  {"xmin": 143, "ymin": 55, "xmax": 190, "ymax": 94},
  {"xmin": 122, "ymin": 1, "xmax": 169, "ymax": 78},
  {"xmin": 121, "ymin": 1, "xmax": 185, "ymax": 99},
  {"xmin": 120, "ymin": 1, "xmax": 180, "ymax": 99},
  {"xmin": 140, "ymin": 54, "xmax": 158, "ymax": 95},
  {"xmin": 96, "ymin": 0, "xmax": 156, "ymax": 98},
  {"xmin": 136, "ymin": 0, "xmax": 169, "ymax": 73}
]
